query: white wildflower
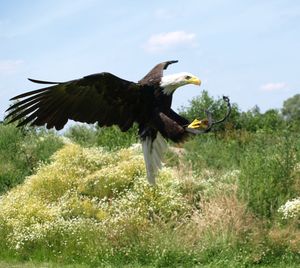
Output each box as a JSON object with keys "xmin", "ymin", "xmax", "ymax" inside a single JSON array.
[{"xmin": 278, "ymin": 197, "xmax": 300, "ymax": 219}]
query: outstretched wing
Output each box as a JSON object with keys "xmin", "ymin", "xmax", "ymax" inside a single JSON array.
[{"xmin": 5, "ymin": 73, "xmax": 144, "ymax": 130}]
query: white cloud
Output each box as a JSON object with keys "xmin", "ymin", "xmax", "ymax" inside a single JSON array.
[
  {"xmin": 260, "ymin": 82, "xmax": 288, "ymax": 92},
  {"xmin": 143, "ymin": 31, "xmax": 196, "ymax": 53},
  {"xmin": 0, "ymin": 60, "xmax": 23, "ymax": 75}
]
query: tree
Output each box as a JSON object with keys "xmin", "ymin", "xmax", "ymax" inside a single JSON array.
[
  {"xmin": 238, "ymin": 107, "xmax": 285, "ymax": 132},
  {"xmin": 261, "ymin": 109, "xmax": 285, "ymax": 131},
  {"xmin": 282, "ymin": 94, "xmax": 300, "ymax": 123}
]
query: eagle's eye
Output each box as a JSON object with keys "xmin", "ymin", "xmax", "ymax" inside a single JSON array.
[{"xmin": 185, "ymin": 75, "xmax": 192, "ymax": 80}]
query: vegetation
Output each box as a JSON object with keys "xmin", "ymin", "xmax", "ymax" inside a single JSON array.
[
  {"xmin": 0, "ymin": 91, "xmax": 299, "ymax": 267},
  {"xmin": 64, "ymin": 124, "xmax": 138, "ymax": 149},
  {"xmin": 0, "ymin": 124, "xmax": 63, "ymax": 194}
]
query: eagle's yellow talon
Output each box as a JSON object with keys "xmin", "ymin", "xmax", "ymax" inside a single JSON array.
[{"xmin": 188, "ymin": 118, "xmax": 209, "ymax": 129}]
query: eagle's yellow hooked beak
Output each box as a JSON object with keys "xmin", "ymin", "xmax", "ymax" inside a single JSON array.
[{"xmin": 189, "ymin": 76, "xmax": 201, "ymax": 86}]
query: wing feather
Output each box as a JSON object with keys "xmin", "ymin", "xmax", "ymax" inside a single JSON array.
[
  {"xmin": 6, "ymin": 92, "xmax": 48, "ymax": 112},
  {"xmin": 28, "ymin": 78, "xmax": 62, "ymax": 84},
  {"xmin": 10, "ymin": 87, "xmax": 50, "ymax": 100},
  {"xmin": 6, "ymin": 73, "xmax": 147, "ymax": 130}
]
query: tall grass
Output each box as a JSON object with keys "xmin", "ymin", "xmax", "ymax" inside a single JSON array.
[
  {"xmin": 238, "ymin": 131, "xmax": 298, "ymax": 218},
  {"xmin": 183, "ymin": 129, "xmax": 259, "ymax": 177}
]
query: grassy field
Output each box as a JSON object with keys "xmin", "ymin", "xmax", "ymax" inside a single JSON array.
[
  {"xmin": 0, "ymin": 123, "xmax": 299, "ymax": 267},
  {"xmin": 1, "ymin": 257, "xmax": 300, "ymax": 267}
]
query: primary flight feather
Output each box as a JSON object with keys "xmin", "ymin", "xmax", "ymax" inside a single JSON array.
[{"xmin": 6, "ymin": 60, "xmax": 203, "ymax": 184}]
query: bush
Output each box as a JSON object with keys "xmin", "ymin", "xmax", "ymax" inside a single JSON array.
[
  {"xmin": 65, "ymin": 124, "xmax": 138, "ymax": 150},
  {"xmin": 0, "ymin": 124, "xmax": 63, "ymax": 194},
  {"xmin": 238, "ymin": 107, "xmax": 286, "ymax": 132},
  {"xmin": 95, "ymin": 124, "xmax": 138, "ymax": 150},
  {"xmin": 0, "ymin": 143, "xmax": 189, "ymax": 265},
  {"xmin": 64, "ymin": 124, "xmax": 99, "ymax": 147},
  {"xmin": 238, "ymin": 132, "xmax": 298, "ymax": 218}
]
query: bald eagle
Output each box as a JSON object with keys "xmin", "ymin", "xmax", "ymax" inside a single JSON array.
[{"xmin": 5, "ymin": 60, "xmax": 218, "ymax": 184}]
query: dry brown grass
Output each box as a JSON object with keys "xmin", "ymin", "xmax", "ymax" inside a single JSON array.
[
  {"xmin": 171, "ymin": 188, "xmax": 259, "ymax": 252},
  {"xmin": 268, "ymin": 225, "xmax": 300, "ymax": 253},
  {"xmin": 196, "ymin": 194, "xmax": 255, "ymax": 237}
]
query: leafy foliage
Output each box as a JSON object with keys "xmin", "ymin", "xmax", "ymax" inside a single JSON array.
[
  {"xmin": 0, "ymin": 123, "xmax": 63, "ymax": 194},
  {"xmin": 65, "ymin": 124, "xmax": 138, "ymax": 149},
  {"xmin": 282, "ymin": 94, "xmax": 300, "ymax": 132},
  {"xmin": 282, "ymin": 94, "xmax": 300, "ymax": 122},
  {"xmin": 238, "ymin": 107, "xmax": 285, "ymax": 132}
]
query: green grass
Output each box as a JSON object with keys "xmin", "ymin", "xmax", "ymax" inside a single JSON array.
[{"xmin": 0, "ymin": 261, "xmax": 88, "ymax": 268}]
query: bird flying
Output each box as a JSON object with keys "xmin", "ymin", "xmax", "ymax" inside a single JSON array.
[{"xmin": 5, "ymin": 60, "xmax": 211, "ymax": 184}]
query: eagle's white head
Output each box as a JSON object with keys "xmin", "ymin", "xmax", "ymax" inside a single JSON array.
[{"xmin": 160, "ymin": 72, "xmax": 201, "ymax": 95}]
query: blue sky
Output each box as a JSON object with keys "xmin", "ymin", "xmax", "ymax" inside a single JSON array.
[{"xmin": 1, "ymin": 0, "xmax": 300, "ymax": 121}]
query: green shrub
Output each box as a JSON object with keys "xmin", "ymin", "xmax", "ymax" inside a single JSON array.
[
  {"xmin": 0, "ymin": 124, "xmax": 25, "ymax": 193},
  {"xmin": 0, "ymin": 124, "xmax": 63, "ymax": 194},
  {"xmin": 237, "ymin": 107, "xmax": 286, "ymax": 132},
  {"xmin": 64, "ymin": 124, "xmax": 99, "ymax": 147},
  {"xmin": 96, "ymin": 125, "xmax": 138, "ymax": 150},
  {"xmin": 65, "ymin": 124, "xmax": 138, "ymax": 149},
  {"xmin": 238, "ymin": 132, "xmax": 298, "ymax": 218}
]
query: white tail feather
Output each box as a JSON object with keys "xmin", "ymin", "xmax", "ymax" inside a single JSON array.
[{"xmin": 141, "ymin": 132, "xmax": 167, "ymax": 184}]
